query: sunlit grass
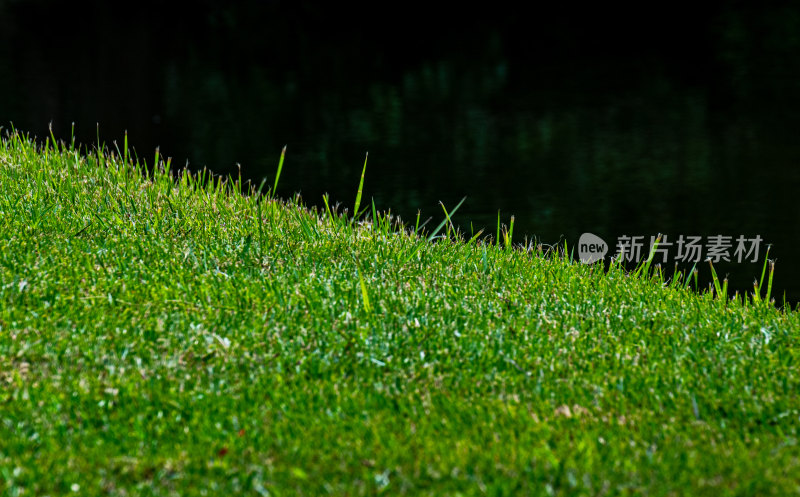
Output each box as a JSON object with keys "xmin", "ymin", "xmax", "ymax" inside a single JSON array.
[{"xmin": 1, "ymin": 128, "xmax": 799, "ymax": 496}]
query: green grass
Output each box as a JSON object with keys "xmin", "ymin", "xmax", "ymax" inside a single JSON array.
[{"xmin": 1, "ymin": 128, "xmax": 799, "ymax": 496}]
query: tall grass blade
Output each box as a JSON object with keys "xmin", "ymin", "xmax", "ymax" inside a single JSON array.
[
  {"xmin": 297, "ymin": 212, "xmax": 314, "ymax": 240},
  {"xmin": 757, "ymin": 245, "xmax": 771, "ymax": 296},
  {"xmin": 273, "ymin": 145, "xmax": 287, "ymax": 198},
  {"xmin": 322, "ymin": 193, "xmax": 335, "ymax": 223},
  {"xmin": 358, "ymin": 270, "xmax": 372, "ymax": 313},
  {"xmin": 426, "ymin": 196, "xmax": 466, "ymax": 242},
  {"xmin": 401, "ymin": 197, "xmax": 466, "ymax": 264},
  {"xmin": 48, "ymin": 122, "xmax": 58, "ymax": 153},
  {"xmin": 256, "ymin": 198, "xmax": 265, "ymax": 261},
  {"xmin": 440, "ymin": 202, "xmax": 452, "ymax": 239},
  {"xmin": 683, "ymin": 262, "xmax": 698, "ymax": 290},
  {"xmin": 351, "ymin": 256, "xmax": 372, "ymax": 313},
  {"xmin": 765, "ymin": 260, "xmax": 775, "ymax": 305},
  {"xmin": 468, "ymin": 229, "xmax": 484, "ymax": 245},
  {"xmin": 565, "ymin": 239, "xmax": 573, "ymax": 263},
  {"xmin": 634, "ymin": 234, "xmax": 660, "ymax": 278},
  {"xmin": 353, "ymin": 152, "xmax": 368, "ymax": 223},
  {"xmin": 504, "ymin": 215, "xmax": 515, "ymax": 250},
  {"xmin": 708, "ymin": 259, "xmax": 723, "ymax": 298}
]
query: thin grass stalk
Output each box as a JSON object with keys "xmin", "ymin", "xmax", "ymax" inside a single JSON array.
[
  {"xmin": 766, "ymin": 260, "xmax": 775, "ymax": 305},
  {"xmin": 272, "ymin": 145, "xmax": 286, "ymax": 199},
  {"xmin": 352, "ymin": 152, "xmax": 368, "ymax": 225}
]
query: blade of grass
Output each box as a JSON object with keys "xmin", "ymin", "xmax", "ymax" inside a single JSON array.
[
  {"xmin": 722, "ymin": 277, "xmax": 729, "ymax": 303},
  {"xmin": 468, "ymin": 229, "xmax": 485, "ymax": 245},
  {"xmin": 757, "ymin": 245, "xmax": 771, "ymax": 296},
  {"xmin": 401, "ymin": 197, "xmax": 467, "ymax": 264},
  {"xmin": 683, "ymin": 261, "xmax": 698, "ymax": 290},
  {"xmin": 426, "ymin": 196, "xmax": 466, "ymax": 242},
  {"xmin": 765, "ymin": 260, "xmax": 775, "ymax": 305},
  {"xmin": 440, "ymin": 202, "xmax": 452, "ymax": 239},
  {"xmin": 634, "ymin": 234, "xmax": 661, "ymax": 278},
  {"xmin": 256, "ymin": 199, "xmax": 265, "ymax": 262},
  {"xmin": 351, "ymin": 255, "xmax": 372, "ymax": 314},
  {"xmin": 708, "ymin": 259, "xmax": 723, "ymax": 298},
  {"xmin": 322, "ymin": 193, "xmax": 336, "ymax": 224},
  {"xmin": 503, "ymin": 215, "xmax": 515, "ymax": 250},
  {"xmin": 352, "ymin": 152, "xmax": 368, "ymax": 225},
  {"xmin": 48, "ymin": 122, "xmax": 58, "ymax": 153},
  {"xmin": 358, "ymin": 270, "xmax": 372, "ymax": 313},
  {"xmin": 272, "ymin": 145, "xmax": 287, "ymax": 198}
]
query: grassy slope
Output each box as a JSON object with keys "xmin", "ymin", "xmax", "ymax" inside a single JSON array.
[{"xmin": 1, "ymin": 130, "xmax": 799, "ymax": 496}]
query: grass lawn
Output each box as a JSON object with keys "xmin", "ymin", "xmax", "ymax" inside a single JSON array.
[{"xmin": 1, "ymin": 128, "xmax": 799, "ymax": 496}]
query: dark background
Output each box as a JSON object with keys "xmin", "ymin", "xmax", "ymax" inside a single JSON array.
[{"xmin": 2, "ymin": 1, "xmax": 799, "ymax": 305}]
